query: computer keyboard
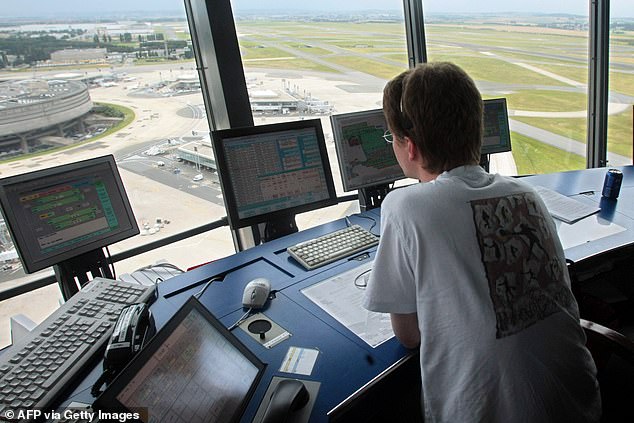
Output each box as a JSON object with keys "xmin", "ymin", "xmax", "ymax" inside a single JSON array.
[
  {"xmin": 0, "ymin": 278, "xmax": 155, "ymax": 421},
  {"xmin": 287, "ymin": 224, "xmax": 379, "ymax": 270}
]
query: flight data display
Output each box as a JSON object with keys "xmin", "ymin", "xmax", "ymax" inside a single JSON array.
[
  {"xmin": 481, "ymin": 98, "xmax": 512, "ymax": 155},
  {"xmin": 116, "ymin": 307, "xmax": 262, "ymax": 423},
  {"xmin": 222, "ymin": 126, "xmax": 332, "ymax": 220},
  {"xmin": 24, "ymin": 178, "xmax": 118, "ymax": 254},
  {"xmin": 0, "ymin": 155, "xmax": 138, "ymax": 273},
  {"xmin": 331, "ymin": 109, "xmax": 404, "ymax": 192}
]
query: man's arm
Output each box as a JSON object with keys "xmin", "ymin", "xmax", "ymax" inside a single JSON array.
[{"xmin": 390, "ymin": 312, "xmax": 420, "ymax": 349}]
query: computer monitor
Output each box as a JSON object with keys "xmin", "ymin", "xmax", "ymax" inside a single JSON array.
[
  {"xmin": 212, "ymin": 119, "xmax": 337, "ymax": 241},
  {"xmin": 95, "ymin": 296, "xmax": 266, "ymax": 423},
  {"xmin": 481, "ymin": 98, "xmax": 512, "ymax": 156},
  {"xmin": 330, "ymin": 109, "xmax": 405, "ymax": 193},
  {"xmin": 0, "ymin": 155, "xmax": 139, "ymax": 275}
]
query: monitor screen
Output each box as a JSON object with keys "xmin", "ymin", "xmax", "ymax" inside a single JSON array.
[
  {"xmin": 95, "ymin": 296, "xmax": 266, "ymax": 423},
  {"xmin": 0, "ymin": 155, "xmax": 139, "ymax": 273},
  {"xmin": 330, "ymin": 109, "xmax": 405, "ymax": 192},
  {"xmin": 212, "ymin": 119, "xmax": 337, "ymax": 230},
  {"xmin": 482, "ymin": 98, "xmax": 512, "ymax": 155}
]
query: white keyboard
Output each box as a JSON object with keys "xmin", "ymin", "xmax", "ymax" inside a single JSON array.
[{"xmin": 287, "ymin": 225, "xmax": 379, "ymax": 270}]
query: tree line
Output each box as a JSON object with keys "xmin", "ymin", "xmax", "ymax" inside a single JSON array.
[{"xmin": 0, "ymin": 33, "xmax": 189, "ymax": 67}]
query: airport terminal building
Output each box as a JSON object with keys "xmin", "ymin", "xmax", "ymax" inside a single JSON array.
[{"xmin": 0, "ymin": 79, "xmax": 93, "ymax": 156}]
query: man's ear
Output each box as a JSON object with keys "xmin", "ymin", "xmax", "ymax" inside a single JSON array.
[{"xmin": 404, "ymin": 136, "xmax": 418, "ymax": 161}]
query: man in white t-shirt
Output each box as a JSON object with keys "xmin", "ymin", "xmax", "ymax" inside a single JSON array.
[{"xmin": 362, "ymin": 62, "xmax": 601, "ymax": 422}]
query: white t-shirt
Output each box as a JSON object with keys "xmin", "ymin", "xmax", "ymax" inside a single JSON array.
[{"xmin": 363, "ymin": 165, "xmax": 601, "ymax": 423}]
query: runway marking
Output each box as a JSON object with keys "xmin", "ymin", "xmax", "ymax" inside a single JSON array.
[
  {"xmin": 243, "ymin": 57, "xmax": 297, "ymax": 62},
  {"xmin": 512, "ymin": 62, "xmax": 585, "ymax": 88}
]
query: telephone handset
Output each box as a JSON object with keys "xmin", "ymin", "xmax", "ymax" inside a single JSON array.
[
  {"xmin": 104, "ymin": 303, "xmax": 156, "ymax": 372},
  {"xmin": 92, "ymin": 303, "xmax": 156, "ymax": 396},
  {"xmin": 261, "ymin": 379, "xmax": 310, "ymax": 423}
]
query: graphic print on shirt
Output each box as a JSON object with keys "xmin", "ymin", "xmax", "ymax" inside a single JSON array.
[{"xmin": 471, "ymin": 192, "xmax": 575, "ymax": 338}]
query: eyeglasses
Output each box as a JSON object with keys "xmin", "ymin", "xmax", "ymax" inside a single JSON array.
[{"xmin": 383, "ymin": 130, "xmax": 394, "ymax": 144}]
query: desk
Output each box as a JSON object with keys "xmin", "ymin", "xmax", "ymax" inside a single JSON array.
[
  {"xmin": 521, "ymin": 165, "xmax": 634, "ymax": 263},
  {"xmin": 60, "ymin": 166, "xmax": 634, "ymax": 422},
  {"xmin": 524, "ymin": 166, "xmax": 634, "ymax": 337}
]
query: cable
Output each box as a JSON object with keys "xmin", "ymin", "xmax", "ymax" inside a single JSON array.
[
  {"xmin": 104, "ymin": 246, "xmax": 116, "ymax": 280},
  {"xmin": 349, "ymin": 213, "xmax": 379, "ymax": 235},
  {"xmin": 91, "ymin": 369, "xmax": 117, "ymax": 397},
  {"xmin": 163, "ymin": 271, "xmax": 229, "ymax": 299},
  {"xmin": 227, "ymin": 308, "xmax": 252, "ymax": 331},
  {"xmin": 133, "ymin": 262, "xmax": 185, "ymax": 273},
  {"xmin": 354, "ymin": 268, "xmax": 372, "ymax": 289},
  {"xmin": 132, "ymin": 262, "xmax": 186, "ymax": 288},
  {"xmin": 194, "ymin": 275, "xmax": 223, "ymax": 299}
]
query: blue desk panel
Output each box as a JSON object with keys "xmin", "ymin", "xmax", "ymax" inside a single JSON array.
[
  {"xmin": 522, "ymin": 166, "xmax": 634, "ymax": 262},
  {"xmin": 216, "ymin": 294, "xmax": 405, "ymax": 422}
]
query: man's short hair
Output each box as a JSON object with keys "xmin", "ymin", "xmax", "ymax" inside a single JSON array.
[{"xmin": 383, "ymin": 62, "xmax": 483, "ymax": 174}]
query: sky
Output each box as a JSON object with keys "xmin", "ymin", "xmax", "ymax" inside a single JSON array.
[{"xmin": 1, "ymin": 0, "xmax": 633, "ymax": 19}]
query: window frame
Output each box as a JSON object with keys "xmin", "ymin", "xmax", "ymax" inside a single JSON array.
[{"xmin": 587, "ymin": 0, "xmax": 611, "ymax": 168}]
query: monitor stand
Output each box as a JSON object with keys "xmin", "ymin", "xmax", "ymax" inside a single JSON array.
[
  {"xmin": 54, "ymin": 248, "xmax": 113, "ymax": 301},
  {"xmin": 479, "ymin": 154, "xmax": 490, "ymax": 172},
  {"xmin": 358, "ymin": 184, "xmax": 391, "ymax": 212},
  {"xmin": 261, "ymin": 215, "xmax": 299, "ymax": 243}
]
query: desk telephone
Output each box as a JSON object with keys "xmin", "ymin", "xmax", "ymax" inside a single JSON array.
[
  {"xmin": 92, "ymin": 303, "xmax": 156, "ymax": 396},
  {"xmin": 261, "ymin": 379, "xmax": 310, "ymax": 423},
  {"xmin": 105, "ymin": 303, "xmax": 156, "ymax": 371}
]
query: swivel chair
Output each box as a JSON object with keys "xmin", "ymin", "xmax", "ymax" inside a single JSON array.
[{"xmin": 581, "ymin": 319, "xmax": 634, "ymax": 422}]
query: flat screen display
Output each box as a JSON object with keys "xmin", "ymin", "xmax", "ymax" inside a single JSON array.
[
  {"xmin": 0, "ymin": 155, "xmax": 139, "ymax": 273},
  {"xmin": 330, "ymin": 109, "xmax": 405, "ymax": 192},
  {"xmin": 95, "ymin": 296, "xmax": 266, "ymax": 423},
  {"xmin": 482, "ymin": 98, "xmax": 512, "ymax": 155},
  {"xmin": 212, "ymin": 119, "xmax": 337, "ymax": 229}
]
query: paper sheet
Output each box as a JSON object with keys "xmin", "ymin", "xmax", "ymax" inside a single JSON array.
[
  {"xmin": 554, "ymin": 214, "xmax": 626, "ymax": 250},
  {"xmin": 280, "ymin": 347, "xmax": 319, "ymax": 375},
  {"xmin": 301, "ymin": 261, "xmax": 394, "ymax": 348},
  {"xmin": 534, "ymin": 185, "xmax": 600, "ymax": 223}
]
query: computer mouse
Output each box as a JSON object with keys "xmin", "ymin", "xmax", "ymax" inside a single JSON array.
[{"xmin": 242, "ymin": 278, "xmax": 271, "ymax": 309}]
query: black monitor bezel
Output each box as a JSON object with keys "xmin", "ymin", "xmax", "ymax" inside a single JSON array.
[
  {"xmin": 94, "ymin": 296, "xmax": 267, "ymax": 423},
  {"xmin": 330, "ymin": 108, "xmax": 405, "ymax": 192},
  {"xmin": 481, "ymin": 98, "xmax": 512, "ymax": 155},
  {"xmin": 212, "ymin": 119, "xmax": 338, "ymax": 230},
  {"xmin": 0, "ymin": 155, "xmax": 139, "ymax": 274}
]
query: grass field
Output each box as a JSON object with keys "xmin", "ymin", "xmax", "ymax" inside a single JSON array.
[
  {"xmin": 504, "ymin": 90, "xmax": 588, "ymax": 112},
  {"xmin": 324, "ymin": 56, "xmax": 405, "ymax": 80},
  {"xmin": 234, "ymin": 19, "xmax": 633, "ymax": 174},
  {"xmin": 512, "ymin": 132, "xmax": 586, "ymax": 174},
  {"xmin": 515, "ymin": 109, "xmax": 633, "ymax": 159}
]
